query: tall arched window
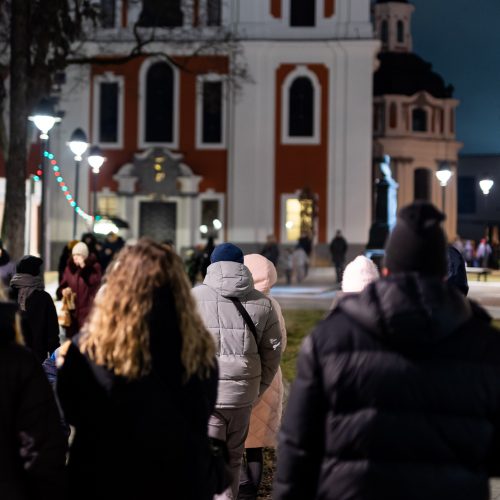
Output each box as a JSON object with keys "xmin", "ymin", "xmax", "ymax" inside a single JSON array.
[
  {"xmin": 290, "ymin": 0, "xmax": 315, "ymax": 27},
  {"xmin": 289, "ymin": 77, "xmax": 314, "ymax": 137},
  {"xmin": 145, "ymin": 62, "xmax": 174, "ymax": 143},
  {"xmin": 381, "ymin": 20, "xmax": 388, "ymax": 44},
  {"xmin": 414, "ymin": 168, "xmax": 431, "ymax": 201},
  {"xmin": 412, "ymin": 108, "xmax": 427, "ymax": 132},
  {"xmin": 397, "ymin": 20, "xmax": 404, "ymax": 43},
  {"xmin": 389, "ymin": 103, "xmax": 398, "ymax": 128}
]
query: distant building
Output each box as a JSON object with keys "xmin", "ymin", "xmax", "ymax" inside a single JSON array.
[
  {"xmin": 21, "ymin": 0, "xmax": 380, "ymax": 266},
  {"xmin": 457, "ymin": 155, "xmax": 500, "ymax": 241},
  {"xmin": 372, "ymin": 0, "xmax": 461, "ymax": 237}
]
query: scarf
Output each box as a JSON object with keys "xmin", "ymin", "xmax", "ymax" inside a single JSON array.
[{"xmin": 10, "ymin": 273, "xmax": 44, "ymax": 311}]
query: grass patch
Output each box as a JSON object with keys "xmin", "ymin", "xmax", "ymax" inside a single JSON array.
[{"xmin": 281, "ymin": 309, "xmax": 327, "ymax": 383}]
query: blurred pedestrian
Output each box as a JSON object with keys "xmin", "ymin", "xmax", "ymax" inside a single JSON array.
[
  {"xmin": 193, "ymin": 243, "xmax": 282, "ymax": 500},
  {"xmin": 200, "ymin": 236, "xmax": 216, "ymax": 279},
  {"xmin": 476, "ymin": 238, "xmax": 492, "ymax": 268},
  {"xmin": 329, "ymin": 230, "xmax": 348, "ymax": 283},
  {"xmin": 10, "ymin": 255, "xmax": 59, "ymax": 362},
  {"xmin": 57, "ymin": 242, "xmax": 102, "ymax": 338},
  {"xmin": 260, "ymin": 235, "xmax": 279, "ymax": 267},
  {"xmin": 99, "ymin": 231, "xmax": 125, "ymax": 271},
  {"xmin": 57, "ymin": 240, "xmax": 79, "ymax": 284},
  {"xmin": 238, "ymin": 254, "xmax": 287, "ymax": 500},
  {"xmin": 275, "ymin": 201, "xmax": 500, "ymax": 500},
  {"xmin": 447, "ymin": 245, "xmax": 469, "ymax": 296},
  {"xmin": 56, "ymin": 239, "xmax": 219, "ymax": 500},
  {"xmin": 291, "ymin": 245, "xmax": 308, "ymax": 284},
  {"xmin": 0, "ymin": 240, "xmax": 16, "ymax": 290},
  {"xmin": 0, "ymin": 299, "xmax": 67, "ymax": 499}
]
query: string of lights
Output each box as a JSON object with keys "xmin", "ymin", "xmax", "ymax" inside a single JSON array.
[{"xmin": 34, "ymin": 150, "xmax": 94, "ymax": 223}]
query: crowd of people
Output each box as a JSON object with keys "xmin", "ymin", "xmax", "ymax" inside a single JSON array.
[
  {"xmin": 3, "ymin": 201, "xmax": 500, "ymax": 500},
  {"xmin": 452, "ymin": 235, "xmax": 500, "ymax": 269}
]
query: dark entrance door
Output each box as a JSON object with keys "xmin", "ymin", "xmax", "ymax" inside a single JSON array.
[{"xmin": 139, "ymin": 201, "xmax": 177, "ymax": 244}]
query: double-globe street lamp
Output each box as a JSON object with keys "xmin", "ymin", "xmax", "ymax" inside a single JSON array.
[
  {"xmin": 87, "ymin": 146, "xmax": 106, "ymax": 230},
  {"xmin": 28, "ymin": 98, "xmax": 61, "ymax": 264},
  {"xmin": 68, "ymin": 128, "xmax": 89, "ymax": 239}
]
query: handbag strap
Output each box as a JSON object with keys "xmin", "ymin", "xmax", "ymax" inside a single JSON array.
[{"xmin": 228, "ymin": 297, "xmax": 258, "ymax": 345}]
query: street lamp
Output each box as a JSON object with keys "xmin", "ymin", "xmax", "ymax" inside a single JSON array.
[
  {"xmin": 435, "ymin": 162, "xmax": 453, "ymax": 213},
  {"xmin": 68, "ymin": 128, "xmax": 88, "ymax": 239},
  {"xmin": 87, "ymin": 146, "xmax": 106, "ymax": 228},
  {"xmin": 28, "ymin": 98, "xmax": 61, "ymax": 265},
  {"xmin": 479, "ymin": 176, "xmax": 494, "ymax": 240}
]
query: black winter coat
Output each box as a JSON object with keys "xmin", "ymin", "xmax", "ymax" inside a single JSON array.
[
  {"xmin": 11, "ymin": 289, "xmax": 60, "ymax": 362},
  {"xmin": 0, "ymin": 338, "xmax": 67, "ymax": 500},
  {"xmin": 57, "ymin": 287, "xmax": 219, "ymax": 500},
  {"xmin": 275, "ymin": 274, "xmax": 500, "ymax": 500}
]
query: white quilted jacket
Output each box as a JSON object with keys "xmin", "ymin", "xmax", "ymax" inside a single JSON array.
[
  {"xmin": 192, "ymin": 261, "xmax": 282, "ymax": 409},
  {"xmin": 243, "ymin": 254, "xmax": 287, "ymax": 448}
]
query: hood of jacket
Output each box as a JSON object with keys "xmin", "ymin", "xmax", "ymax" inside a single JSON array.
[
  {"xmin": 204, "ymin": 261, "xmax": 254, "ymax": 298},
  {"xmin": 243, "ymin": 254, "xmax": 277, "ymax": 295},
  {"xmin": 339, "ymin": 273, "xmax": 476, "ymax": 350}
]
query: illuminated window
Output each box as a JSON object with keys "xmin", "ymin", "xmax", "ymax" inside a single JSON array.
[
  {"xmin": 200, "ymin": 199, "xmax": 222, "ymax": 238},
  {"xmin": 285, "ymin": 198, "xmax": 301, "ymax": 242},
  {"xmin": 98, "ymin": 195, "xmax": 119, "ymax": 217}
]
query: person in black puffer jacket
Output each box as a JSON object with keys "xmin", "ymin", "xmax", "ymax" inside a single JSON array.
[{"xmin": 275, "ymin": 201, "xmax": 500, "ymax": 500}]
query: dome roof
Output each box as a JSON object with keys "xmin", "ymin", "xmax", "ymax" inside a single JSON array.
[{"xmin": 374, "ymin": 52, "xmax": 454, "ymax": 98}]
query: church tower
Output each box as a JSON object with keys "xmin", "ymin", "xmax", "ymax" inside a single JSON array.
[
  {"xmin": 374, "ymin": 0, "xmax": 415, "ymax": 53},
  {"xmin": 372, "ymin": 0, "xmax": 461, "ymax": 238}
]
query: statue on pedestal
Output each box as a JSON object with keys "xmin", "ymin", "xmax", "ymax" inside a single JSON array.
[{"xmin": 366, "ymin": 155, "xmax": 399, "ymax": 253}]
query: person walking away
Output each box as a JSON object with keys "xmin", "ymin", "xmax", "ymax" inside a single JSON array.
[
  {"xmin": 238, "ymin": 254, "xmax": 287, "ymax": 500},
  {"xmin": 57, "ymin": 242, "xmax": 102, "ymax": 338},
  {"xmin": 200, "ymin": 236, "xmax": 216, "ymax": 279},
  {"xmin": 260, "ymin": 235, "xmax": 280, "ymax": 267},
  {"xmin": 463, "ymin": 239, "xmax": 474, "ymax": 267},
  {"xmin": 99, "ymin": 231, "xmax": 125, "ymax": 271},
  {"xmin": 0, "ymin": 299, "xmax": 67, "ymax": 499},
  {"xmin": 56, "ymin": 239, "xmax": 219, "ymax": 500},
  {"xmin": 275, "ymin": 201, "xmax": 500, "ymax": 500},
  {"xmin": 192, "ymin": 243, "xmax": 282, "ymax": 500},
  {"xmin": 329, "ymin": 230, "xmax": 348, "ymax": 283},
  {"xmin": 476, "ymin": 238, "xmax": 492, "ymax": 268},
  {"xmin": 10, "ymin": 255, "xmax": 59, "ymax": 362},
  {"xmin": 291, "ymin": 245, "xmax": 308, "ymax": 284}
]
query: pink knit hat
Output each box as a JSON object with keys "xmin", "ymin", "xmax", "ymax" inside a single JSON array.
[{"xmin": 341, "ymin": 256, "xmax": 379, "ymax": 293}]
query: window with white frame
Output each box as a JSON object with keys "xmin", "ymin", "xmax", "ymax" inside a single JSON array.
[
  {"xmin": 282, "ymin": 67, "xmax": 321, "ymax": 144},
  {"xmin": 290, "ymin": 0, "xmax": 316, "ymax": 27},
  {"xmin": 197, "ymin": 75, "xmax": 226, "ymax": 148},
  {"xmin": 206, "ymin": 0, "xmax": 222, "ymax": 26},
  {"xmin": 198, "ymin": 193, "xmax": 225, "ymax": 240},
  {"xmin": 139, "ymin": 58, "xmax": 179, "ymax": 148},
  {"xmin": 138, "ymin": 0, "xmax": 183, "ymax": 27},
  {"xmin": 98, "ymin": 195, "xmax": 119, "ymax": 217},
  {"xmin": 99, "ymin": 0, "xmax": 117, "ymax": 28},
  {"xmin": 93, "ymin": 74, "xmax": 124, "ymax": 148}
]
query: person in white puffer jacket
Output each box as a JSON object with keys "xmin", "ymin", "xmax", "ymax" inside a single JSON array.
[
  {"xmin": 238, "ymin": 254, "xmax": 287, "ymax": 500},
  {"xmin": 192, "ymin": 243, "xmax": 282, "ymax": 500}
]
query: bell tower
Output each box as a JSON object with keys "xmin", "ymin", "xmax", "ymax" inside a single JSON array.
[{"xmin": 374, "ymin": 0, "xmax": 415, "ymax": 53}]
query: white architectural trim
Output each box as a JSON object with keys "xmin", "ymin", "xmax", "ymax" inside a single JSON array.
[
  {"xmin": 92, "ymin": 72, "xmax": 125, "ymax": 149},
  {"xmin": 281, "ymin": 65, "xmax": 322, "ymax": 145},
  {"xmin": 195, "ymin": 190, "xmax": 226, "ymax": 244},
  {"xmin": 138, "ymin": 57, "xmax": 180, "ymax": 149},
  {"xmin": 195, "ymin": 73, "xmax": 227, "ymax": 150}
]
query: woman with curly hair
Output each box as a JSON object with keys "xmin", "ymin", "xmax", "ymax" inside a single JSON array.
[{"xmin": 56, "ymin": 239, "xmax": 218, "ymax": 500}]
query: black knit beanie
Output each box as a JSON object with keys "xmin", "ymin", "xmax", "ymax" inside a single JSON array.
[{"xmin": 384, "ymin": 201, "xmax": 447, "ymax": 277}]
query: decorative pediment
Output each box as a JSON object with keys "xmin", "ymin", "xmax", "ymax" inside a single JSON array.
[{"xmin": 113, "ymin": 148, "xmax": 202, "ymax": 196}]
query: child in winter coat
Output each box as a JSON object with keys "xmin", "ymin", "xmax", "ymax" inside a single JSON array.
[{"xmin": 239, "ymin": 254, "xmax": 287, "ymax": 499}]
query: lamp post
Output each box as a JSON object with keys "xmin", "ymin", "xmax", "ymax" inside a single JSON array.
[
  {"xmin": 68, "ymin": 128, "xmax": 89, "ymax": 239},
  {"xmin": 28, "ymin": 98, "xmax": 61, "ymax": 265},
  {"xmin": 87, "ymin": 146, "xmax": 106, "ymax": 230},
  {"xmin": 435, "ymin": 162, "xmax": 453, "ymax": 213},
  {"xmin": 479, "ymin": 176, "xmax": 494, "ymax": 239}
]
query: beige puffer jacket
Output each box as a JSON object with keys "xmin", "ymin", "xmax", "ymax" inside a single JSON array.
[
  {"xmin": 192, "ymin": 261, "xmax": 282, "ymax": 409},
  {"xmin": 244, "ymin": 254, "xmax": 287, "ymax": 449}
]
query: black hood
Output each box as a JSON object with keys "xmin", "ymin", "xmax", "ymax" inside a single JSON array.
[{"xmin": 339, "ymin": 274, "xmax": 476, "ymax": 351}]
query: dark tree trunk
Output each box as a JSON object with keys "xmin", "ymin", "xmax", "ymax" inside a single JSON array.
[{"xmin": 3, "ymin": 0, "xmax": 30, "ymax": 259}]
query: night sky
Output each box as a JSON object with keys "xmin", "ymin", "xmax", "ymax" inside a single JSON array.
[{"xmin": 411, "ymin": 0, "xmax": 500, "ymax": 155}]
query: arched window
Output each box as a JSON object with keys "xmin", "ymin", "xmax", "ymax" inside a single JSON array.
[
  {"xmin": 145, "ymin": 62, "xmax": 175, "ymax": 143},
  {"xmin": 412, "ymin": 108, "xmax": 427, "ymax": 132},
  {"xmin": 289, "ymin": 77, "xmax": 314, "ymax": 137},
  {"xmin": 397, "ymin": 20, "xmax": 404, "ymax": 43},
  {"xmin": 290, "ymin": 0, "xmax": 315, "ymax": 27},
  {"xmin": 414, "ymin": 168, "xmax": 431, "ymax": 201},
  {"xmin": 389, "ymin": 103, "xmax": 398, "ymax": 128},
  {"xmin": 381, "ymin": 20, "xmax": 388, "ymax": 44}
]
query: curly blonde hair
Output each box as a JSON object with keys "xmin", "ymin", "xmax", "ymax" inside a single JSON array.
[{"xmin": 79, "ymin": 238, "xmax": 215, "ymax": 380}]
